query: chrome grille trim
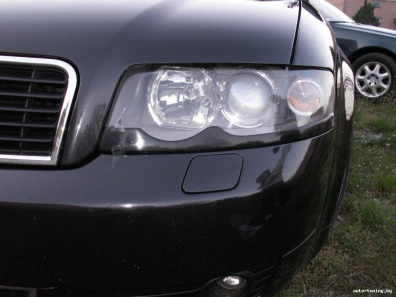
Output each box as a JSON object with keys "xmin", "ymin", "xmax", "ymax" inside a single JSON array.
[{"xmin": 0, "ymin": 55, "xmax": 77, "ymax": 165}]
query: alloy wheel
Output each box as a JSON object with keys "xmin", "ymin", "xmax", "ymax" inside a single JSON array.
[{"xmin": 355, "ymin": 61, "xmax": 391, "ymax": 98}]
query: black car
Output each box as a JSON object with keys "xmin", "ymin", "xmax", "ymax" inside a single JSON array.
[
  {"xmin": 0, "ymin": 0, "xmax": 353, "ymax": 296},
  {"xmin": 309, "ymin": 0, "xmax": 396, "ymax": 99}
]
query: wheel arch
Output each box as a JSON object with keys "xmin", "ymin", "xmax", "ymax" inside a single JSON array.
[{"xmin": 348, "ymin": 46, "xmax": 396, "ymax": 65}]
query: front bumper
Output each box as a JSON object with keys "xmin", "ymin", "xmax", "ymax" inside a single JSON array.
[{"xmin": 0, "ymin": 130, "xmax": 340, "ymax": 296}]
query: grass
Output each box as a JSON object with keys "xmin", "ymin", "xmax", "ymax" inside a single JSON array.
[{"xmin": 276, "ymin": 96, "xmax": 396, "ymax": 297}]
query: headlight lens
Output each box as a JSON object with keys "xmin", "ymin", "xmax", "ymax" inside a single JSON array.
[
  {"xmin": 148, "ymin": 68, "xmax": 218, "ymax": 130},
  {"xmin": 222, "ymin": 71, "xmax": 276, "ymax": 128},
  {"xmin": 287, "ymin": 80, "xmax": 323, "ymax": 116},
  {"xmin": 105, "ymin": 65, "xmax": 334, "ymax": 147}
]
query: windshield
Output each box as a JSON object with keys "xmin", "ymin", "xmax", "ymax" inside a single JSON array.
[{"xmin": 308, "ymin": 0, "xmax": 354, "ymax": 22}]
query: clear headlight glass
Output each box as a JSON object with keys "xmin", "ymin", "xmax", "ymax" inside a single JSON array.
[
  {"xmin": 287, "ymin": 80, "xmax": 323, "ymax": 116},
  {"xmin": 106, "ymin": 66, "xmax": 334, "ymax": 142},
  {"xmin": 148, "ymin": 68, "xmax": 218, "ymax": 130},
  {"xmin": 222, "ymin": 70, "xmax": 276, "ymax": 128}
]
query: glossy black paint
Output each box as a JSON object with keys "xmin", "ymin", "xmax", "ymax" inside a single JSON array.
[
  {"xmin": 292, "ymin": 1, "xmax": 336, "ymax": 69},
  {"xmin": 183, "ymin": 154, "xmax": 243, "ymax": 193},
  {"xmin": 0, "ymin": 132, "xmax": 334, "ymax": 288},
  {"xmin": 0, "ymin": 0, "xmax": 300, "ymax": 165},
  {"xmin": 0, "ymin": 0, "xmax": 353, "ymax": 296}
]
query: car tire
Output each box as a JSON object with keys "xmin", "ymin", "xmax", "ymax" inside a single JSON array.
[{"xmin": 352, "ymin": 53, "xmax": 395, "ymax": 100}]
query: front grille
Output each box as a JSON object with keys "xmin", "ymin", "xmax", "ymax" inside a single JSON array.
[{"xmin": 0, "ymin": 56, "xmax": 77, "ymax": 165}]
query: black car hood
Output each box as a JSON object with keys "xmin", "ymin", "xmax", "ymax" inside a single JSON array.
[
  {"xmin": 0, "ymin": 0, "xmax": 299, "ymax": 65},
  {"xmin": 332, "ymin": 22, "xmax": 396, "ymax": 38},
  {"xmin": 0, "ymin": 0, "xmax": 301, "ymax": 165}
]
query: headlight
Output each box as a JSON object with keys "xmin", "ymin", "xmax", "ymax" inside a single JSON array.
[
  {"xmin": 101, "ymin": 65, "xmax": 335, "ymax": 152},
  {"xmin": 287, "ymin": 80, "xmax": 323, "ymax": 116},
  {"xmin": 222, "ymin": 70, "xmax": 276, "ymax": 128},
  {"xmin": 148, "ymin": 68, "xmax": 218, "ymax": 130}
]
